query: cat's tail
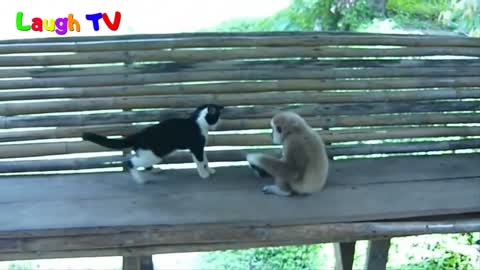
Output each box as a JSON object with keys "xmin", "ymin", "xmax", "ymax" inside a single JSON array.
[{"xmin": 82, "ymin": 132, "xmax": 134, "ymax": 149}]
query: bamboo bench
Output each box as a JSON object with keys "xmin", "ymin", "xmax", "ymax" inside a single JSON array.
[{"xmin": 0, "ymin": 32, "xmax": 479, "ymax": 270}]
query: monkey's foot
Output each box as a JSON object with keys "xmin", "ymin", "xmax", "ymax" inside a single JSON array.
[{"xmin": 262, "ymin": 185, "xmax": 292, "ymax": 197}]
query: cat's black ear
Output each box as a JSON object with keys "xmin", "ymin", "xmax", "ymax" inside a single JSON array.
[
  {"xmin": 208, "ymin": 105, "xmax": 222, "ymax": 115},
  {"xmin": 207, "ymin": 106, "xmax": 215, "ymax": 115}
]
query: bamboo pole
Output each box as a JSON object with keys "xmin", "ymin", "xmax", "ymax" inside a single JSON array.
[
  {"xmin": 1, "ymin": 67, "xmax": 479, "ymax": 91},
  {"xmin": 0, "ymin": 127, "xmax": 479, "ymax": 159},
  {"xmin": 1, "ymin": 100, "xmax": 478, "ymax": 129},
  {"xmin": 1, "ymin": 47, "xmax": 479, "ymax": 67},
  {"xmin": 2, "ymin": 78, "xmax": 480, "ymax": 101},
  {"xmin": 1, "ymin": 89, "xmax": 479, "ymax": 116},
  {"xmin": 1, "ymin": 112, "xmax": 480, "ymax": 143},
  {"xmin": 0, "ymin": 32, "xmax": 478, "ymax": 48},
  {"xmin": 0, "ymin": 31, "xmax": 478, "ymax": 46},
  {"xmin": 0, "ymin": 59, "xmax": 479, "ymax": 79},
  {"xmin": 1, "ymin": 139, "xmax": 480, "ymax": 173}
]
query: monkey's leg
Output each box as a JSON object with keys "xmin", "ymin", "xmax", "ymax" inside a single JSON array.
[{"xmin": 246, "ymin": 153, "xmax": 296, "ymax": 197}]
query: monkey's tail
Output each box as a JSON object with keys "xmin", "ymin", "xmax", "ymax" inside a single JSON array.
[{"xmin": 82, "ymin": 132, "xmax": 135, "ymax": 150}]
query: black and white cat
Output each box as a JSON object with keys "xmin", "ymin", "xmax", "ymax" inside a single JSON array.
[{"xmin": 82, "ymin": 104, "xmax": 224, "ymax": 184}]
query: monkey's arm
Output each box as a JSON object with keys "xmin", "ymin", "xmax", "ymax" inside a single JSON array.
[
  {"xmin": 249, "ymin": 163, "xmax": 272, "ymax": 178},
  {"xmin": 246, "ymin": 153, "xmax": 298, "ymax": 180}
]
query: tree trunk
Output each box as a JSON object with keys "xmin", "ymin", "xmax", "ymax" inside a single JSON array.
[{"xmin": 368, "ymin": 0, "xmax": 386, "ymax": 16}]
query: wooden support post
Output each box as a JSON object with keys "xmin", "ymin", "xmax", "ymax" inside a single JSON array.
[
  {"xmin": 334, "ymin": 242, "xmax": 356, "ymax": 270},
  {"xmin": 123, "ymin": 256, "xmax": 154, "ymax": 270},
  {"xmin": 365, "ymin": 239, "xmax": 391, "ymax": 270}
]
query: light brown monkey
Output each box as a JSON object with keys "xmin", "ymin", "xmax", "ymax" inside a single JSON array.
[{"xmin": 246, "ymin": 111, "xmax": 329, "ymax": 197}]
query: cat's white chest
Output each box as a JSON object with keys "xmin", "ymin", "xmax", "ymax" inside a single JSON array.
[{"xmin": 201, "ymin": 128, "xmax": 209, "ymax": 144}]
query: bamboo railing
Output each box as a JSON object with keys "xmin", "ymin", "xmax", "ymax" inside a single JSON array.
[{"xmin": 0, "ymin": 32, "xmax": 479, "ymax": 174}]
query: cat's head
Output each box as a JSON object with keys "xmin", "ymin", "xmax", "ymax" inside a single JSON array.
[{"xmin": 192, "ymin": 104, "xmax": 225, "ymax": 131}]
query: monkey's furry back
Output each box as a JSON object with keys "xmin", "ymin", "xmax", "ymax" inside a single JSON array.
[
  {"xmin": 284, "ymin": 126, "xmax": 329, "ymax": 194},
  {"xmin": 248, "ymin": 111, "xmax": 329, "ymax": 195}
]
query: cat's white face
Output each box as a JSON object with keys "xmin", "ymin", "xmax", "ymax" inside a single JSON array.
[{"xmin": 196, "ymin": 106, "xmax": 223, "ymax": 131}]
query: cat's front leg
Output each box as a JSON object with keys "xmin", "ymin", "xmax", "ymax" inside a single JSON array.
[
  {"xmin": 203, "ymin": 152, "xmax": 215, "ymax": 175},
  {"xmin": 190, "ymin": 147, "xmax": 210, "ymax": 179}
]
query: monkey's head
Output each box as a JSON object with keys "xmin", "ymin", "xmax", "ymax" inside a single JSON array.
[{"xmin": 270, "ymin": 111, "xmax": 308, "ymax": 144}]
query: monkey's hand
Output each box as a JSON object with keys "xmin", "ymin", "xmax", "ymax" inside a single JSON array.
[{"xmin": 249, "ymin": 164, "xmax": 271, "ymax": 178}]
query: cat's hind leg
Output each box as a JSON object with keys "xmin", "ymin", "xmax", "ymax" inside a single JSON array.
[
  {"xmin": 128, "ymin": 149, "xmax": 162, "ymax": 184},
  {"xmin": 144, "ymin": 166, "xmax": 164, "ymax": 174}
]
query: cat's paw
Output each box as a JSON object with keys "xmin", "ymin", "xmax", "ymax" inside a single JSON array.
[
  {"xmin": 262, "ymin": 185, "xmax": 292, "ymax": 197},
  {"xmin": 129, "ymin": 169, "xmax": 148, "ymax": 184},
  {"xmin": 208, "ymin": 167, "xmax": 216, "ymax": 174},
  {"xmin": 198, "ymin": 169, "xmax": 210, "ymax": 179},
  {"xmin": 148, "ymin": 167, "xmax": 164, "ymax": 174}
]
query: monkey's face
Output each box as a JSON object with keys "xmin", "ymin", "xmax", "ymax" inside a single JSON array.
[
  {"xmin": 271, "ymin": 112, "xmax": 305, "ymax": 145},
  {"xmin": 271, "ymin": 119, "xmax": 284, "ymax": 145}
]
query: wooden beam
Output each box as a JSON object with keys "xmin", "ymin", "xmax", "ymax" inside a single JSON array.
[
  {"xmin": 334, "ymin": 242, "xmax": 356, "ymax": 270},
  {"xmin": 123, "ymin": 256, "xmax": 154, "ymax": 270},
  {"xmin": 0, "ymin": 31, "xmax": 478, "ymax": 47},
  {"xmin": 365, "ymin": 239, "xmax": 391, "ymax": 270}
]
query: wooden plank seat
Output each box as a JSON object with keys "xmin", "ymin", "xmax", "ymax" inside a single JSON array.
[{"xmin": 0, "ymin": 32, "xmax": 479, "ymax": 268}]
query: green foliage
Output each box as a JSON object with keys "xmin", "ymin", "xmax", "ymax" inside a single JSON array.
[
  {"xmin": 440, "ymin": 0, "xmax": 480, "ymax": 37},
  {"xmin": 209, "ymin": 0, "xmax": 479, "ymax": 37},
  {"xmin": 387, "ymin": 0, "xmax": 449, "ymax": 21},
  {"xmin": 387, "ymin": 233, "xmax": 479, "ymax": 270},
  {"xmin": 335, "ymin": 0, "xmax": 376, "ymax": 31},
  {"xmin": 199, "ymin": 245, "xmax": 321, "ymax": 270},
  {"xmin": 207, "ymin": 0, "xmax": 376, "ymax": 32},
  {"xmin": 213, "ymin": 18, "xmax": 268, "ymax": 32}
]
